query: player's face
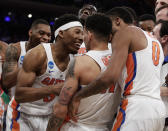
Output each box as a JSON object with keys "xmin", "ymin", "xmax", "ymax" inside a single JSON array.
[
  {"xmin": 153, "ymin": 23, "xmax": 162, "ymax": 42},
  {"xmin": 63, "ymin": 26, "xmax": 83, "ymax": 54},
  {"xmin": 139, "ymin": 20, "xmax": 155, "ymax": 33},
  {"xmin": 30, "ymin": 24, "xmax": 51, "ymax": 46},
  {"xmin": 155, "ymin": 0, "xmax": 168, "ymax": 12},
  {"xmin": 156, "ymin": 7, "xmax": 168, "ymax": 21},
  {"xmin": 79, "ymin": 5, "xmax": 97, "ymax": 21}
]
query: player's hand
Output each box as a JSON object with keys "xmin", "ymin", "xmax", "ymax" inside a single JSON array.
[
  {"xmin": 52, "ymin": 82, "xmax": 64, "ymax": 95},
  {"xmin": 68, "ymin": 97, "xmax": 80, "ymax": 122},
  {"xmin": 53, "ymin": 101, "xmax": 68, "ymax": 119},
  {"xmin": 160, "ymin": 86, "xmax": 168, "ymax": 96}
]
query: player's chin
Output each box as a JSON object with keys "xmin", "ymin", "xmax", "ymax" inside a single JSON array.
[{"xmin": 70, "ymin": 49, "xmax": 78, "ymax": 54}]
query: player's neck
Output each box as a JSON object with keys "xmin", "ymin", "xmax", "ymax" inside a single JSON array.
[
  {"xmin": 25, "ymin": 41, "xmax": 37, "ymax": 52},
  {"xmin": 91, "ymin": 41, "xmax": 108, "ymax": 51},
  {"xmin": 52, "ymin": 41, "xmax": 69, "ymax": 62}
]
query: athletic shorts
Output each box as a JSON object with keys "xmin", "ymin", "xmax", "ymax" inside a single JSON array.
[
  {"xmin": 61, "ymin": 121, "xmax": 109, "ymax": 131},
  {"xmin": 6, "ymin": 102, "xmax": 50, "ymax": 131}
]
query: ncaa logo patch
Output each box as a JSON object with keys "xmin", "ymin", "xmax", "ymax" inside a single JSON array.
[
  {"xmin": 20, "ymin": 56, "xmax": 24, "ymax": 62},
  {"xmin": 48, "ymin": 61, "xmax": 54, "ymax": 69},
  {"xmin": 20, "ymin": 56, "xmax": 24, "ymax": 65}
]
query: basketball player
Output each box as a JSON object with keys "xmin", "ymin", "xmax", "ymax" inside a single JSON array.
[
  {"xmin": 2, "ymin": 19, "xmax": 51, "ymax": 96},
  {"xmin": 6, "ymin": 14, "xmax": 83, "ymax": 131},
  {"xmin": 155, "ymin": 0, "xmax": 168, "ymax": 13},
  {"xmin": 77, "ymin": 4, "xmax": 98, "ymax": 55},
  {"xmin": 46, "ymin": 13, "xmax": 121, "ymax": 131},
  {"xmin": 153, "ymin": 20, "xmax": 168, "ymax": 131},
  {"xmin": 70, "ymin": 7, "xmax": 166, "ymax": 131},
  {"xmin": 156, "ymin": 4, "xmax": 168, "ymax": 21},
  {"xmin": 0, "ymin": 41, "xmax": 8, "ymax": 130}
]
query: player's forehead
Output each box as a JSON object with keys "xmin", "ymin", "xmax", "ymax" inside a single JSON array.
[
  {"xmin": 66, "ymin": 26, "xmax": 83, "ymax": 32},
  {"xmin": 156, "ymin": 0, "xmax": 168, "ymax": 4},
  {"xmin": 81, "ymin": 5, "xmax": 96, "ymax": 11}
]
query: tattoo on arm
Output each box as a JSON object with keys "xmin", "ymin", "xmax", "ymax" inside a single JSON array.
[
  {"xmin": 66, "ymin": 58, "xmax": 76, "ymax": 78},
  {"xmin": 75, "ymin": 77, "xmax": 109, "ymax": 99},
  {"xmin": 46, "ymin": 115, "xmax": 64, "ymax": 131},
  {"xmin": 59, "ymin": 87, "xmax": 72, "ymax": 105},
  {"xmin": 59, "ymin": 58, "xmax": 77, "ymax": 105},
  {"xmin": 2, "ymin": 45, "xmax": 18, "ymax": 75}
]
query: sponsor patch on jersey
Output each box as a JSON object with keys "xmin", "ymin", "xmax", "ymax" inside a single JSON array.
[
  {"xmin": 48, "ymin": 61, "xmax": 54, "ymax": 69},
  {"xmin": 20, "ymin": 56, "xmax": 24, "ymax": 65},
  {"xmin": 49, "ymin": 70, "xmax": 54, "ymax": 73}
]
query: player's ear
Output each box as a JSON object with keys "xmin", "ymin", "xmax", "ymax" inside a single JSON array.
[
  {"xmin": 28, "ymin": 29, "xmax": 32, "ymax": 37},
  {"xmin": 88, "ymin": 31, "xmax": 92, "ymax": 40},
  {"xmin": 115, "ymin": 17, "xmax": 121, "ymax": 26},
  {"xmin": 161, "ymin": 35, "xmax": 168, "ymax": 46},
  {"xmin": 58, "ymin": 30, "xmax": 64, "ymax": 38}
]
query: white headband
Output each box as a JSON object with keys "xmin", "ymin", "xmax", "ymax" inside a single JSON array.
[{"xmin": 54, "ymin": 21, "xmax": 83, "ymax": 38}]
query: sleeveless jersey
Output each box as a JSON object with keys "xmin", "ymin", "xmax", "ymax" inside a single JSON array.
[
  {"xmin": 112, "ymin": 29, "xmax": 166, "ymax": 131},
  {"xmin": 161, "ymin": 63, "xmax": 168, "ymax": 116},
  {"xmin": 10, "ymin": 43, "xmax": 72, "ymax": 115},
  {"xmin": 118, "ymin": 30, "xmax": 164, "ymax": 100},
  {"xmin": 77, "ymin": 42, "xmax": 112, "ymax": 56},
  {"xmin": 74, "ymin": 49, "xmax": 118, "ymax": 128},
  {"xmin": 11, "ymin": 41, "xmax": 26, "ymax": 97}
]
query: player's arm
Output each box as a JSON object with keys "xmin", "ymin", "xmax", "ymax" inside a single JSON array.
[
  {"xmin": 47, "ymin": 58, "xmax": 80, "ymax": 131},
  {"xmin": 2, "ymin": 44, "xmax": 20, "ymax": 89},
  {"xmin": 15, "ymin": 46, "xmax": 63, "ymax": 103},
  {"xmin": 160, "ymin": 86, "xmax": 168, "ymax": 96},
  {"xmin": 73, "ymin": 27, "xmax": 131, "ymax": 101}
]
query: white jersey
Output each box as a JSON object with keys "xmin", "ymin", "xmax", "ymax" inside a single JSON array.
[
  {"xmin": 9, "ymin": 43, "xmax": 72, "ymax": 116},
  {"xmin": 161, "ymin": 63, "xmax": 168, "ymax": 116},
  {"xmin": 112, "ymin": 30, "xmax": 166, "ymax": 131},
  {"xmin": 76, "ymin": 42, "xmax": 112, "ymax": 56},
  {"xmin": 118, "ymin": 31, "xmax": 164, "ymax": 100},
  {"xmin": 11, "ymin": 41, "xmax": 26, "ymax": 97},
  {"xmin": 18, "ymin": 41, "xmax": 26, "ymax": 67},
  {"xmin": 70, "ymin": 50, "xmax": 119, "ymax": 128}
]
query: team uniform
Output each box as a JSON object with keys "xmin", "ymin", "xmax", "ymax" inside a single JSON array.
[
  {"xmin": 112, "ymin": 30, "xmax": 166, "ymax": 131},
  {"xmin": 0, "ymin": 55, "xmax": 5, "ymax": 128},
  {"xmin": 160, "ymin": 57, "xmax": 168, "ymax": 131},
  {"xmin": 77, "ymin": 42, "xmax": 112, "ymax": 56},
  {"xmin": 61, "ymin": 49, "xmax": 121, "ymax": 131},
  {"xmin": 6, "ymin": 43, "xmax": 72, "ymax": 131},
  {"xmin": 11, "ymin": 41, "xmax": 27, "ymax": 97}
]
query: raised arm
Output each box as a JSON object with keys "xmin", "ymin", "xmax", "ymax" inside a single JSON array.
[
  {"xmin": 73, "ymin": 27, "xmax": 131, "ymax": 101},
  {"xmin": 2, "ymin": 44, "xmax": 20, "ymax": 89},
  {"xmin": 47, "ymin": 58, "xmax": 80, "ymax": 131},
  {"xmin": 15, "ymin": 46, "xmax": 63, "ymax": 103}
]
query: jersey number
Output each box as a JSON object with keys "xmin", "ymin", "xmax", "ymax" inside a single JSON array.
[
  {"xmin": 43, "ymin": 94, "xmax": 55, "ymax": 102},
  {"xmin": 152, "ymin": 41, "xmax": 160, "ymax": 66}
]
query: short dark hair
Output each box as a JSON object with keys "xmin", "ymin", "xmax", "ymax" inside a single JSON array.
[
  {"xmin": 31, "ymin": 19, "xmax": 50, "ymax": 29},
  {"xmin": 122, "ymin": 6, "xmax": 137, "ymax": 22},
  {"xmin": 85, "ymin": 13, "xmax": 112, "ymax": 42},
  {"xmin": 156, "ymin": 20, "xmax": 168, "ymax": 37},
  {"xmin": 54, "ymin": 14, "xmax": 80, "ymax": 32},
  {"xmin": 139, "ymin": 14, "xmax": 156, "ymax": 23},
  {"xmin": 106, "ymin": 7, "xmax": 133, "ymax": 24}
]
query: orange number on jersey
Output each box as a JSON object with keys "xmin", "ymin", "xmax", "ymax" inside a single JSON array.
[
  {"xmin": 43, "ymin": 94, "xmax": 55, "ymax": 102},
  {"xmin": 102, "ymin": 56, "xmax": 111, "ymax": 66},
  {"xmin": 152, "ymin": 41, "xmax": 160, "ymax": 66}
]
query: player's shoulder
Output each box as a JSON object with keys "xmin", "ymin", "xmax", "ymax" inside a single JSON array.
[
  {"xmin": 7, "ymin": 41, "xmax": 22, "ymax": 55},
  {"xmin": 75, "ymin": 55, "xmax": 99, "ymax": 72},
  {"xmin": 26, "ymin": 44, "xmax": 46, "ymax": 60},
  {"xmin": 0, "ymin": 41, "xmax": 8, "ymax": 47}
]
